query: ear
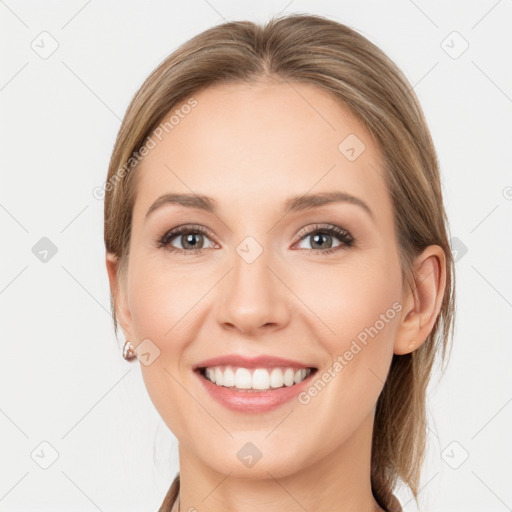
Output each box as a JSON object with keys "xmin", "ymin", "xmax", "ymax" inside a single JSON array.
[
  {"xmin": 105, "ymin": 252, "xmax": 134, "ymax": 341},
  {"xmin": 394, "ymin": 245, "xmax": 447, "ymax": 355}
]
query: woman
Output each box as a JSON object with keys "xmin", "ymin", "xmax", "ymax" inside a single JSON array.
[{"xmin": 103, "ymin": 13, "xmax": 455, "ymax": 512}]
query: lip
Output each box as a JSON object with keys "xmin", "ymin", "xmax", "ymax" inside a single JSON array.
[
  {"xmin": 192, "ymin": 354, "xmax": 316, "ymax": 371},
  {"xmin": 194, "ymin": 367, "xmax": 317, "ymax": 413}
]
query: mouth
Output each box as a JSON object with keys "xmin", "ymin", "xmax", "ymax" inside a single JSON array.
[{"xmin": 194, "ymin": 365, "xmax": 318, "ymax": 392}]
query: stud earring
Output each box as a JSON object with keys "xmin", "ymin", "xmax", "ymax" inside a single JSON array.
[{"xmin": 122, "ymin": 340, "xmax": 137, "ymax": 361}]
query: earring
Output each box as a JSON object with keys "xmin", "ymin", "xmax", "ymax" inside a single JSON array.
[{"xmin": 122, "ymin": 340, "xmax": 137, "ymax": 361}]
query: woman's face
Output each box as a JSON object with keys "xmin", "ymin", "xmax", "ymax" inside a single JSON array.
[{"xmin": 114, "ymin": 80, "xmax": 408, "ymax": 478}]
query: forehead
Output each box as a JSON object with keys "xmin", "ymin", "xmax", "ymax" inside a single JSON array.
[{"xmin": 132, "ymin": 80, "xmax": 392, "ymax": 225}]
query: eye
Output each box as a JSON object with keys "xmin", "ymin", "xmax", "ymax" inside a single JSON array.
[
  {"xmin": 156, "ymin": 223, "xmax": 355, "ymax": 256},
  {"xmin": 294, "ymin": 224, "xmax": 355, "ymax": 255},
  {"xmin": 157, "ymin": 224, "xmax": 217, "ymax": 254}
]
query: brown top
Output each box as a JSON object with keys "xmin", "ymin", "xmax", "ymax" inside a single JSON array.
[
  {"xmin": 157, "ymin": 473, "xmax": 403, "ymax": 512},
  {"xmin": 157, "ymin": 473, "xmax": 180, "ymax": 512}
]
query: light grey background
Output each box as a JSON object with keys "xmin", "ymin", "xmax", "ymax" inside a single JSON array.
[{"xmin": 1, "ymin": 0, "xmax": 511, "ymax": 510}]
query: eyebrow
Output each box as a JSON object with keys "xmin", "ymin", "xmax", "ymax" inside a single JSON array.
[{"xmin": 144, "ymin": 191, "xmax": 374, "ymax": 221}]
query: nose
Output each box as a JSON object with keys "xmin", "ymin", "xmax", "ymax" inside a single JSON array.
[{"xmin": 215, "ymin": 250, "xmax": 291, "ymax": 335}]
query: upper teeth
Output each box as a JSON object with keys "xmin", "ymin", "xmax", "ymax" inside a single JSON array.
[{"xmin": 204, "ymin": 366, "xmax": 311, "ymax": 391}]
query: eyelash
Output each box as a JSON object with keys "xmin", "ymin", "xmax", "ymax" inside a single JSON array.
[{"xmin": 156, "ymin": 223, "xmax": 355, "ymax": 255}]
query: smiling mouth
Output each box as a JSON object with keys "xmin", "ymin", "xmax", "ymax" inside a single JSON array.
[{"xmin": 195, "ymin": 365, "xmax": 318, "ymax": 392}]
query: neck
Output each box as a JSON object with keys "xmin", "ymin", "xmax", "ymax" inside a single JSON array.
[{"xmin": 175, "ymin": 410, "xmax": 386, "ymax": 512}]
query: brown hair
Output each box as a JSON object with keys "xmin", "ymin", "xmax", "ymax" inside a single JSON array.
[{"xmin": 104, "ymin": 13, "xmax": 455, "ymax": 510}]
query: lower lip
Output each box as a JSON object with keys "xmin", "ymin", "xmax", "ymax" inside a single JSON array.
[{"xmin": 194, "ymin": 369, "xmax": 316, "ymax": 413}]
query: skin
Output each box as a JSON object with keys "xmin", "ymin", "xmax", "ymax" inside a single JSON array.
[{"xmin": 106, "ymin": 79, "xmax": 446, "ymax": 512}]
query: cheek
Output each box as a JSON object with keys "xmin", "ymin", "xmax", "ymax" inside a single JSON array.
[
  {"xmin": 293, "ymin": 255, "xmax": 402, "ymax": 409},
  {"xmin": 126, "ymin": 256, "xmax": 202, "ymax": 435},
  {"xmin": 300, "ymin": 256, "xmax": 401, "ymax": 342},
  {"xmin": 127, "ymin": 253, "xmax": 200, "ymax": 343},
  {"xmin": 290, "ymin": 261, "xmax": 402, "ymax": 436}
]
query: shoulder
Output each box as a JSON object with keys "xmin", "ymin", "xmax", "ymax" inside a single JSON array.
[
  {"xmin": 158, "ymin": 474, "xmax": 402, "ymax": 512},
  {"xmin": 387, "ymin": 493, "xmax": 403, "ymax": 512}
]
